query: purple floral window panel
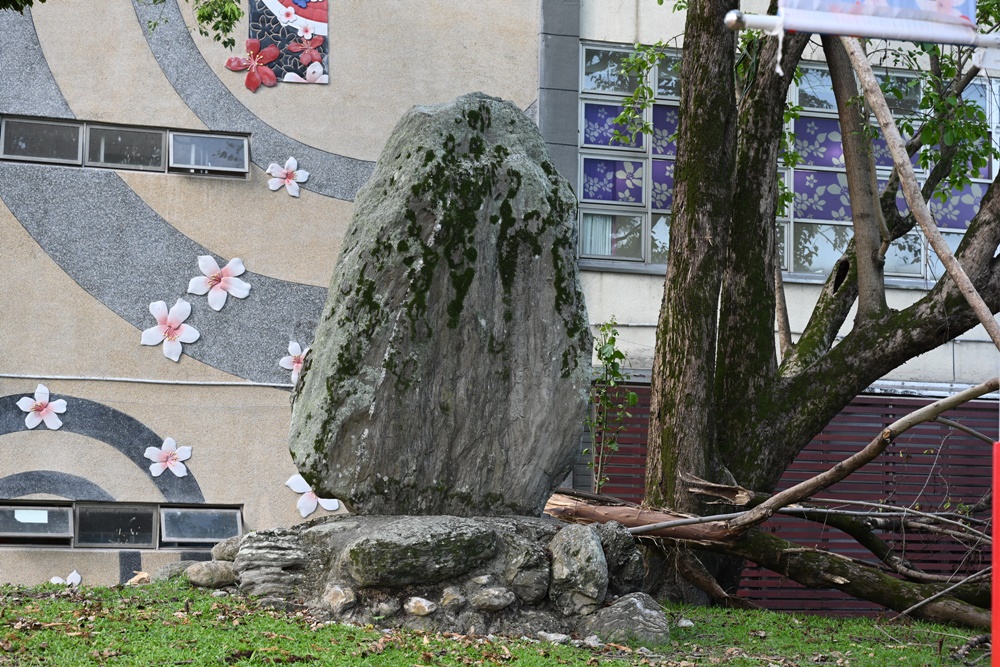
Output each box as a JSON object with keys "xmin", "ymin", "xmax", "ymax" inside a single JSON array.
[
  {"xmin": 929, "ymin": 181, "xmax": 985, "ymax": 229},
  {"xmin": 871, "ymin": 127, "xmax": 920, "ymax": 170},
  {"xmin": 250, "ymin": 0, "xmax": 329, "ymax": 85},
  {"xmin": 793, "ymin": 170, "xmax": 850, "ymax": 221},
  {"xmin": 583, "ymin": 103, "xmax": 643, "ymax": 149},
  {"xmin": 875, "ymin": 179, "xmax": 910, "ymax": 216},
  {"xmin": 794, "ymin": 117, "xmax": 843, "ymax": 168},
  {"xmin": 652, "ymin": 105, "xmax": 678, "ymax": 157},
  {"xmin": 651, "ymin": 159, "xmax": 674, "ymax": 210},
  {"xmin": 582, "ymin": 158, "xmax": 644, "ymax": 204}
]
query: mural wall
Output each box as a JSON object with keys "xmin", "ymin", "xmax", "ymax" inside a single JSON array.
[{"xmin": 0, "ymin": 0, "xmax": 543, "ymax": 585}]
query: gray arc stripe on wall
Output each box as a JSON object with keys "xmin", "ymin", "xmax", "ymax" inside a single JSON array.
[
  {"xmin": 0, "ymin": 9, "xmax": 74, "ymax": 118},
  {"xmin": 130, "ymin": 0, "xmax": 375, "ymax": 202},
  {"xmin": 0, "ymin": 471, "xmax": 115, "ymax": 502},
  {"xmin": 0, "ymin": 162, "xmax": 327, "ymax": 383},
  {"xmin": 0, "ymin": 394, "xmax": 205, "ymax": 503}
]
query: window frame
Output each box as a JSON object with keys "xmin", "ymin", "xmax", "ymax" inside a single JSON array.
[
  {"xmin": 578, "ymin": 42, "xmax": 680, "ymax": 271},
  {"xmin": 0, "ymin": 117, "xmax": 84, "ymax": 166},
  {"xmin": 74, "ymin": 503, "xmax": 159, "ymax": 549},
  {"xmin": 168, "ymin": 131, "xmax": 250, "ymax": 177},
  {"xmin": 85, "ymin": 124, "xmax": 167, "ymax": 172},
  {"xmin": 158, "ymin": 507, "xmax": 243, "ymax": 546},
  {"xmin": 0, "ymin": 505, "xmax": 74, "ymax": 539}
]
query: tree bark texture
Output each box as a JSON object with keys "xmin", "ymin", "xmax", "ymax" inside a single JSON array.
[
  {"xmin": 646, "ymin": 0, "xmax": 739, "ymax": 512},
  {"xmin": 823, "ymin": 36, "xmax": 888, "ymax": 321}
]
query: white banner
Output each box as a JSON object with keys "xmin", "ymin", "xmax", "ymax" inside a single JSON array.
[{"xmin": 780, "ymin": 0, "xmax": 978, "ymax": 43}]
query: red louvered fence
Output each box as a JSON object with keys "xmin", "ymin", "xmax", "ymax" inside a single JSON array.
[{"xmin": 575, "ymin": 386, "xmax": 995, "ymax": 614}]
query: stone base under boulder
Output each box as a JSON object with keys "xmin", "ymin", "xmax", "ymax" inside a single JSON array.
[{"xmin": 204, "ymin": 515, "xmax": 670, "ymax": 644}]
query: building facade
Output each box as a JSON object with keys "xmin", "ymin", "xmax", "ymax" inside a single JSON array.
[{"xmin": 0, "ymin": 0, "xmax": 994, "ymax": 587}]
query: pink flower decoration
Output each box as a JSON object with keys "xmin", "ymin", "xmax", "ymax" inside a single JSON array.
[
  {"xmin": 286, "ymin": 474, "xmax": 339, "ymax": 517},
  {"xmin": 266, "ymin": 157, "xmax": 310, "ymax": 197},
  {"xmin": 297, "ymin": 23, "xmax": 314, "ymax": 39},
  {"xmin": 16, "ymin": 384, "xmax": 67, "ymax": 430},
  {"xmin": 279, "ymin": 342, "xmax": 308, "ymax": 383},
  {"xmin": 140, "ymin": 299, "xmax": 200, "ymax": 362},
  {"xmin": 287, "ymin": 35, "xmax": 324, "ymax": 66},
  {"xmin": 187, "ymin": 256, "xmax": 252, "ymax": 311},
  {"xmin": 224, "ymin": 39, "xmax": 280, "ymax": 93},
  {"xmin": 144, "ymin": 437, "xmax": 192, "ymax": 477}
]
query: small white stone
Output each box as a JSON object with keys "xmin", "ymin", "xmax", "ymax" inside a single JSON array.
[
  {"xmin": 582, "ymin": 635, "xmax": 603, "ymax": 648},
  {"xmin": 537, "ymin": 631, "xmax": 570, "ymax": 644},
  {"xmin": 403, "ymin": 597, "xmax": 438, "ymax": 616},
  {"xmin": 677, "ymin": 618, "xmax": 695, "ymax": 628}
]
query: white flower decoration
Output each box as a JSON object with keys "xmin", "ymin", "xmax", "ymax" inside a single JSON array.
[
  {"xmin": 283, "ymin": 62, "xmax": 329, "ymax": 84},
  {"xmin": 16, "ymin": 384, "xmax": 67, "ymax": 430},
  {"xmin": 297, "ymin": 23, "xmax": 314, "ymax": 39},
  {"xmin": 144, "ymin": 438, "xmax": 192, "ymax": 477},
  {"xmin": 266, "ymin": 157, "xmax": 310, "ymax": 197},
  {"xmin": 277, "ymin": 5, "xmax": 297, "ymax": 24},
  {"xmin": 50, "ymin": 570, "xmax": 81, "ymax": 586},
  {"xmin": 187, "ymin": 256, "xmax": 252, "ymax": 311},
  {"xmin": 279, "ymin": 342, "xmax": 308, "ymax": 383},
  {"xmin": 286, "ymin": 474, "xmax": 339, "ymax": 517},
  {"xmin": 140, "ymin": 299, "xmax": 200, "ymax": 362}
]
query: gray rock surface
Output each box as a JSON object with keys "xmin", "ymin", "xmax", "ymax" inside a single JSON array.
[
  {"xmin": 440, "ymin": 587, "xmax": 466, "ymax": 612},
  {"xmin": 342, "ymin": 517, "xmax": 497, "ymax": 586},
  {"xmin": 234, "ymin": 529, "xmax": 312, "ymax": 597},
  {"xmin": 468, "ymin": 587, "xmax": 516, "ymax": 611},
  {"xmin": 151, "ymin": 561, "xmax": 195, "ymax": 582},
  {"xmin": 211, "ymin": 535, "xmax": 242, "ymax": 562},
  {"xmin": 214, "ymin": 515, "xmax": 639, "ymax": 638},
  {"xmin": 186, "ymin": 561, "xmax": 237, "ymax": 588},
  {"xmin": 404, "ymin": 597, "xmax": 438, "ymax": 616},
  {"xmin": 577, "ymin": 593, "xmax": 672, "ymax": 645},
  {"xmin": 502, "ymin": 537, "xmax": 550, "ymax": 604},
  {"xmin": 595, "ymin": 521, "xmax": 646, "ymax": 597},
  {"xmin": 288, "ymin": 92, "xmax": 591, "ymax": 516},
  {"xmin": 322, "ymin": 584, "xmax": 357, "ymax": 614},
  {"xmin": 548, "ymin": 524, "xmax": 608, "ymax": 616}
]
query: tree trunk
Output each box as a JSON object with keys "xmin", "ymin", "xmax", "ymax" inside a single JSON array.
[{"xmin": 646, "ymin": 0, "xmax": 739, "ymax": 513}]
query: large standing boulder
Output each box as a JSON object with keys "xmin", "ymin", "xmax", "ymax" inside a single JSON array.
[{"xmin": 288, "ymin": 92, "xmax": 591, "ymax": 516}]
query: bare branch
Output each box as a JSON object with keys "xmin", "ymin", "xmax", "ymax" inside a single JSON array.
[
  {"xmin": 726, "ymin": 378, "xmax": 999, "ymax": 531},
  {"xmin": 893, "ymin": 568, "xmax": 991, "ymax": 620},
  {"xmin": 842, "ymin": 36, "xmax": 1000, "ymax": 352},
  {"xmin": 774, "ymin": 260, "xmax": 794, "ymax": 359}
]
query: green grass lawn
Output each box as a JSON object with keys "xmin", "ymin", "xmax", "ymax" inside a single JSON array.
[{"xmin": 0, "ymin": 581, "xmax": 986, "ymax": 666}]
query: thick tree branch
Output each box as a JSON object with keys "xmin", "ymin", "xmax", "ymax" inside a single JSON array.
[
  {"xmin": 824, "ymin": 36, "xmax": 888, "ymax": 320},
  {"xmin": 715, "ymin": 31, "xmax": 809, "ymax": 487},
  {"xmin": 694, "ymin": 530, "xmax": 990, "ymax": 628},
  {"xmin": 646, "ymin": 0, "xmax": 740, "ymax": 511},
  {"xmin": 842, "ymin": 36, "xmax": 1000, "ymax": 351},
  {"xmin": 727, "ymin": 378, "xmax": 999, "ymax": 530}
]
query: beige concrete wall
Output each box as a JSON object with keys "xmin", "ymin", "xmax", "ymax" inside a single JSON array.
[
  {"xmin": 119, "ymin": 169, "xmax": 351, "ymax": 288},
  {"xmin": 2, "ymin": 0, "xmax": 537, "ymax": 579},
  {"xmin": 180, "ymin": 0, "xmax": 542, "ymax": 162},
  {"xmin": 0, "ymin": 548, "xmax": 199, "ymax": 587},
  {"xmin": 581, "ymin": 269, "xmax": 997, "ymax": 385}
]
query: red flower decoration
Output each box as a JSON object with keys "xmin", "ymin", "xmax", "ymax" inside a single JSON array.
[
  {"xmin": 225, "ymin": 39, "xmax": 280, "ymax": 92},
  {"xmin": 287, "ymin": 36, "xmax": 324, "ymax": 66}
]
